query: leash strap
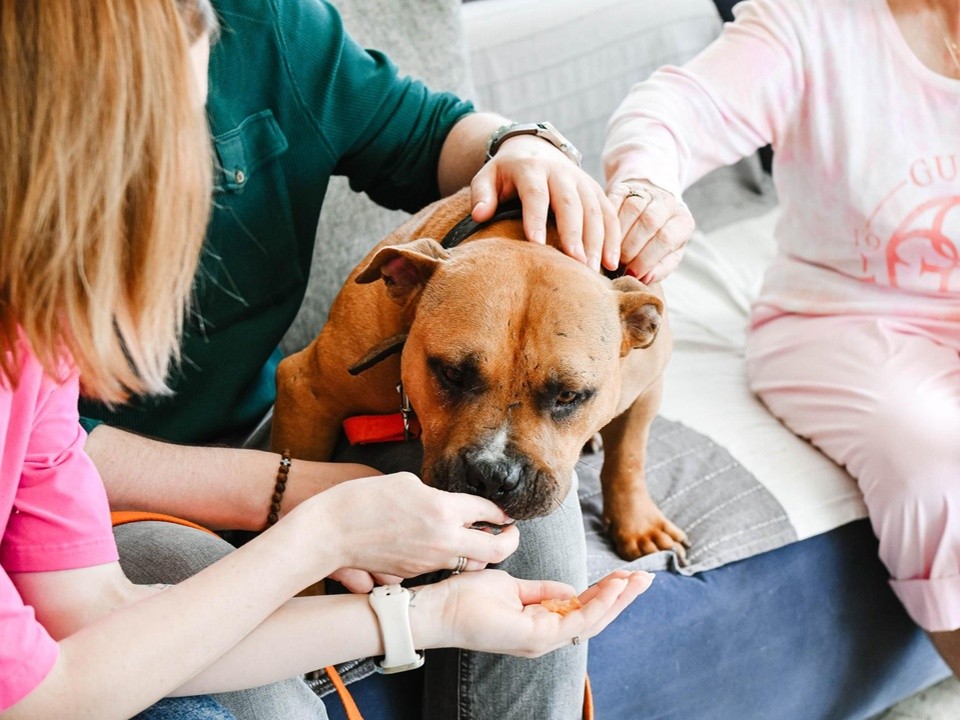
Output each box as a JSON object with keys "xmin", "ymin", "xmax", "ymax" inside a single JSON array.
[
  {"xmin": 110, "ymin": 511, "xmax": 218, "ymax": 537},
  {"xmin": 325, "ymin": 665, "xmax": 365, "ymax": 720}
]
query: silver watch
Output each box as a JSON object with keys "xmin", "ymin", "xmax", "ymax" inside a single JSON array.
[{"xmin": 486, "ymin": 121, "xmax": 582, "ymax": 167}]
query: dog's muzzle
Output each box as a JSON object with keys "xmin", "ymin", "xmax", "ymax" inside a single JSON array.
[{"xmin": 433, "ymin": 445, "xmax": 559, "ymax": 520}]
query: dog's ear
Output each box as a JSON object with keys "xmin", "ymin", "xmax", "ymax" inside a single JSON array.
[
  {"xmin": 355, "ymin": 238, "xmax": 451, "ymax": 303},
  {"xmin": 612, "ymin": 276, "xmax": 663, "ymax": 354}
]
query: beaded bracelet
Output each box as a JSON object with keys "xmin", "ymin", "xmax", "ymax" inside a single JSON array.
[{"xmin": 266, "ymin": 450, "xmax": 292, "ymax": 527}]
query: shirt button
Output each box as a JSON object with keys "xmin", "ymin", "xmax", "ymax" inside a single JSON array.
[{"xmin": 234, "ymin": 169, "xmax": 246, "ymax": 185}]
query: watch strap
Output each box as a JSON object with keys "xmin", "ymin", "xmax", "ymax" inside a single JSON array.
[
  {"xmin": 368, "ymin": 584, "xmax": 425, "ymax": 674},
  {"xmin": 486, "ymin": 121, "xmax": 583, "ymax": 167}
]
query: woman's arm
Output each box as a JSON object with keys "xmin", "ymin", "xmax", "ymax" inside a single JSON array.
[
  {"xmin": 6, "ymin": 505, "xmax": 330, "ymax": 720},
  {"xmin": 6, "ymin": 480, "xmax": 651, "ymax": 718},
  {"xmin": 85, "ymin": 424, "xmax": 376, "ymax": 531},
  {"xmin": 603, "ymin": 0, "xmax": 807, "ymax": 197}
]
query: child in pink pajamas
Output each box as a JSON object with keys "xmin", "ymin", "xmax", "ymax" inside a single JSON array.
[{"xmin": 603, "ymin": 0, "xmax": 960, "ymax": 671}]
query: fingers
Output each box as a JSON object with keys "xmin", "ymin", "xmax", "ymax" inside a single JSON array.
[
  {"xmin": 371, "ymin": 572, "xmax": 404, "ymax": 586},
  {"xmin": 609, "ymin": 179, "xmax": 695, "ymax": 283},
  {"xmin": 512, "ymin": 578, "xmax": 578, "ymax": 605},
  {"xmin": 455, "ymin": 522, "xmax": 520, "ymax": 566},
  {"xmin": 622, "ymin": 211, "xmax": 696, "ymax": 284},
  {"xmin": 514, "ymin": 172, "xmax": 618, "ymax": 272},
  {"xmin": 471, "ymin": 137, "xmax": 620, "ymax": 269},
  {"xmin": 329, "ymin": 568, "xmax": 375, "ymax": 594},
  {"xmin": 542, "ymin": 173, "xmax": 584, "ymax": 260},
  {"xmin": 532, "ymin": 571, "xmax": 654, "ymax": 653},
  {"xmin": 449, "ymin": 491, "xmax": 515, "ymax": 526},
  {"xmin": 469, "ymin": 164, "xmax": 501, "ymax": 223},
  {"xmin": 599, "ymin": 192, "xmax": 622, "ymax": 272}
]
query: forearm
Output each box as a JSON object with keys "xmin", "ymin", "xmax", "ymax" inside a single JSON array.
[
  {"xmin": 176, "ymin": 586, "xmax": 446, "ymax": 695},
  {"xmin": 86, "ymin": 424, "xmax": 375, "ymax": 531},
  {"xmin": 436, "ymin": 111, "xmax": 509, "ymax": 195},
  {"xmin": 7, "ymin": 515, "xmax": 336, "ymax": 720}
]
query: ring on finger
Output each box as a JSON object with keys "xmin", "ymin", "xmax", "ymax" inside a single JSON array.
[
  {"xmin": 571, "ymin": 635, "xmax": 582, "ymax": 646},
  {"xmin": 625, "ymin": 186, "xmax": 650, "ymax": 202},
  {"xmin": 452, "ymin": 555, "xmax": 468, "ymax": 575}
]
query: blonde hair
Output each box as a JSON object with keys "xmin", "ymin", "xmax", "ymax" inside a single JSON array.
[{"xmin": 0, "ymin": 1, "xmax": 216, "ymax": 403}]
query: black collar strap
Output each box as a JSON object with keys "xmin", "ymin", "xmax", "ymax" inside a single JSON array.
[{"xmin": 440, "ymin": 198, "xmax": 524, "ymax": 249}]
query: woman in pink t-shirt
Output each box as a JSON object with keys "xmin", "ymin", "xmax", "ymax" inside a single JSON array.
[
  {"xmin": 0, "ymin": 3, "xmax": 654, "ymax": 718},
  {"xmin": 602, "ymin": 0, "xmax": 960, "ymax": 678}
]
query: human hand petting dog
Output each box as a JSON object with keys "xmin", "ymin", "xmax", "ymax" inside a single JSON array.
[
  {"xmin": 470, "ymin": 134, "xmax": 621, "ymax": 274},
  {"xmin": 607, "ymin": 178, "xmax": 696, "ymax": 284},
  {"xmin": 318, "ymin": 473, "xmax": 519, "ymax": 591},
  {"xmin": 410, "ymin": 568, "xmax": 655, "ymax": 657}
]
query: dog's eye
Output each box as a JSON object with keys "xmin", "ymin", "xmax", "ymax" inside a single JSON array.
[
  {"xmin": 441, "ymin": 365, "xmax": 465, "ymax": 387},
  {"xmin": 555, "ymin": 390, "xmax": 581, "ymax": 406}
]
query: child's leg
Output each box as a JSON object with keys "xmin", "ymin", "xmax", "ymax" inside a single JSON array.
[{"xmin": 745, "ymin": 314, "xmax": 960, "ymax": 638}]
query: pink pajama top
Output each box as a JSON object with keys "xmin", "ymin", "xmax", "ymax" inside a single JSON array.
[
  {"xmin": 0, "ymin": 335, "xmax": 118, "ymax": 710},
  {"xmin": 603, "ymin": 0, "xmax": 960, "ymax": 322}
]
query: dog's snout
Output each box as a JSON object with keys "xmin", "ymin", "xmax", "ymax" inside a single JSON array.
[{"xmin": 464, "ymin": 458, "xmax": 522, "ymax": 499}]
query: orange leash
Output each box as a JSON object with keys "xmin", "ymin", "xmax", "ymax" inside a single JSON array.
[
  {"xmin": 110, "ymin": 510, "xmax": 218, "ymax": 536},
  {"xmin": 583, "ymin": 673, "xmax": 595, "ymax": 720},
  {"xmin": 325, "ymin": 666, "xmax": 364, "ymax": 720}
]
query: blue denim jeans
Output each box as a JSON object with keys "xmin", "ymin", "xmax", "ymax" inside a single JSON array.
[{"xmin": 134, "ymin": 696, "xmax": 235, "ymax": 720}]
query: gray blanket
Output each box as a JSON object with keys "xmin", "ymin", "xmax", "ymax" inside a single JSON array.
[{"xmin": 578, "ymin": 416, "xmax": 795, "ymax": 582}]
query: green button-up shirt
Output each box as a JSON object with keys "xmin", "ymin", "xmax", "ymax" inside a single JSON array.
[{"xmin": 79, "ymin": 0, "xmax": 473, "ymax": 443}]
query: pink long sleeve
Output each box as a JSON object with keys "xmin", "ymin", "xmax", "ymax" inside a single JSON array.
[
  {"xmin": 604, "ymin": 0, "xmax": 960, "ymax": 320},
  {"xmin": 604, "ymin": 0, "xmax": 806, "ymax": 196}
]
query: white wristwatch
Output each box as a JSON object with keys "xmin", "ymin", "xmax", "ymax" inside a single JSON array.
[
  {"xmin": 368, "ymin": 584, "xmax": 425, "ymax": 674},
  {"xmin": 486, "ymin": 121, "xmax": 583, "ymax": 167}
]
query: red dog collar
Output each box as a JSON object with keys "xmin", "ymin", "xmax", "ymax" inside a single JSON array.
[{"xmin": 343, "ymin": 413, "xmax": 422, "ymax": 445}]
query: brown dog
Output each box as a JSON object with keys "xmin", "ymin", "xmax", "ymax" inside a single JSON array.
[{"xmin": 272, "ymin": 189, "xmax": 686, "ymax": 560}]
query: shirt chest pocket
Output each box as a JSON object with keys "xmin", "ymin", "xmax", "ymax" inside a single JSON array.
[{"xmin": 191, "ymin": 110, "xmax": 304, "ymax": 336}]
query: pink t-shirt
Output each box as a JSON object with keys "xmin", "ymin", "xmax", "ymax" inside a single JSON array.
[
  {"xmin": 604, "ymin": 0, "xmax": 960, "ymax": 322},
  {"xmin": 0, "ymin": 336, "xmax": 118, "ymax": 711}
]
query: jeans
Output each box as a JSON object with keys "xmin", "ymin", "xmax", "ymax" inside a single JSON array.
[{"xmin": 134, "ymin": 696, "xmax": 235, "ymax": 720}]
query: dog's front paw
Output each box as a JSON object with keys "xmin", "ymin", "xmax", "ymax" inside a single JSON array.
[{"xmin": 606, "ymin": 509, "xmax": 688, "ymax": 562}]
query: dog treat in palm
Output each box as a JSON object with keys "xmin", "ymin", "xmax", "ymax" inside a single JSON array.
[{"xmin": 540, "ymin": 597, "xmax": 582, "ymax": 615}]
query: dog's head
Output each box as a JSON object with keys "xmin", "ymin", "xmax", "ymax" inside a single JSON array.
[{"xmin": 355, "ymin": 236, "xmax": 662, "ymax": 519}]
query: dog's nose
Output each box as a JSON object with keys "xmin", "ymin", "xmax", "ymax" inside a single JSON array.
[{"xmin": 463, "ymin": 457, "xmax": 523, "ymax": 499}]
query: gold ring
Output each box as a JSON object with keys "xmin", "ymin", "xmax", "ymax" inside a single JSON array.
[{"xmin": 452, "ymin": 555, "xmax": 468, "ymax": 575}]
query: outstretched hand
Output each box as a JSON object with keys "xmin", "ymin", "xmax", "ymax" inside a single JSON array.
[{"xmin": 414, "ymin": 568, "xmax": 655, "ymax": 658}]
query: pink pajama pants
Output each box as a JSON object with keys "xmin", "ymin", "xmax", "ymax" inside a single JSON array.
[{"xmin": 745, "ymin": 313, "xmax": 960, "ymax": 632}]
